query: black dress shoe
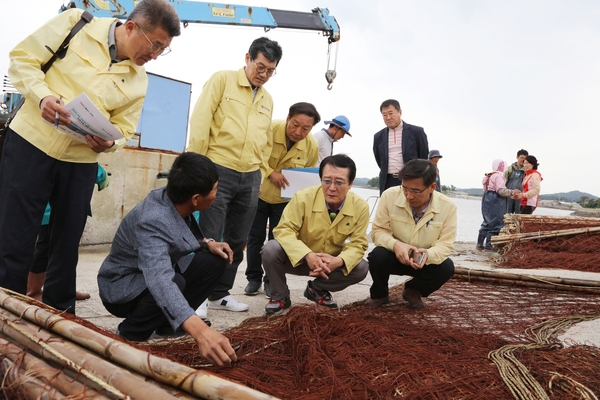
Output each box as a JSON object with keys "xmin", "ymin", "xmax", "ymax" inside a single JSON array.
[
  {"xmin": 244, "ymin": 280, "xmax": 261, "ymax": 295},
  {"xmin": 402, "ymin": 287, "xmax": 426, "ymax": 310}
]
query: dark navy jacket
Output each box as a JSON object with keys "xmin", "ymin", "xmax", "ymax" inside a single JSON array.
[{"xmin": 373, "ymin": 121, "xmax": 429, "ymax": 194}]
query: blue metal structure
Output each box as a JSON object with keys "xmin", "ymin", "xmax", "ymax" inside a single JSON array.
[
  {"xmin": 60, "ymin": 0, "xmax": 341, "ymax": 88},
  {"xmin": 60, "ymin": 1, "xmax": 340, "ymax": 42}
]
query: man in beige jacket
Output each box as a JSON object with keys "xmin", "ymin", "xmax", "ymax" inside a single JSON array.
[{"xmin": 367, "ymin": 159, "xmax": 456, "ymax": 310}]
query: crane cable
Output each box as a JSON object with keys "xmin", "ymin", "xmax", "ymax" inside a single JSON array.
[{"xmin": 325, "ymin": 41, "xmax": 339, "ymax": 90}]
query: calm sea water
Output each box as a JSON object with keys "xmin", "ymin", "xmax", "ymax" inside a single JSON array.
[{"xmin": 351, "ymin": 187, "xmax": 573, "ymax": 243}]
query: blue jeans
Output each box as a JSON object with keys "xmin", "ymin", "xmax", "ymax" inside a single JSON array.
[
  {"xmin": 245, "ymin": 199, "xmax": 287, "ymax": 283},
  {"xmin": 199, "ymin": 164, "xmax": 261, "ymax": 301},
  {"xmin": 479, "ymin": 190, "xmax": 506, "ymax": 250}
]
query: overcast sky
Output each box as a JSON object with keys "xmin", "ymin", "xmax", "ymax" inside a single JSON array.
[{"xmin": 1, "ymin": 0, "xmax": 599, "ymax": 196}]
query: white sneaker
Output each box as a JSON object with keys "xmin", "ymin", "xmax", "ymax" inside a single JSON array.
[
  {"xmin": 208, "ymin": 295, "xmax": 249, "ymax": 312},
  {"xmin": 195, "ymin": 299, "xmax": 208, "ymax": 319}
]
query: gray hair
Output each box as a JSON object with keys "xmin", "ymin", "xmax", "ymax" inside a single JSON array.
[{"xmin": 128, "ymin": 0, "xmax": 181, "ymax": 37}]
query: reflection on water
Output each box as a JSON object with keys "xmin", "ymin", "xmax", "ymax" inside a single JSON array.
[{"xmin": 352, "ymin": 187, "xmax": 574, "ymax": 243}]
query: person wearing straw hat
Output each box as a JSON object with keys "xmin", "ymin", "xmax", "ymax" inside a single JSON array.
[{"xmin": 313, "ymin": 115, "xmax": 351, "ymax": 163}]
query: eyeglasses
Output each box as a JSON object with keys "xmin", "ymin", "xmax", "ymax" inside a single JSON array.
[
  {"xmin": 401, "ymin": 185, "xmax": 429, "ymax": 195},
  {"xmin": 136, "ymin": 23, "xmax": 171, "ymax": 56},
  {"xmin": 322, "ymin": 179, "xmax": 347, "ymax": 188},
  {"xmin": 252, "ymin": 60, "xmax": 276, "ymax": 77}
]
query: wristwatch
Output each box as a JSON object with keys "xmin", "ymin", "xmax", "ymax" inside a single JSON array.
[{"xmin": 200, "ymin": 238, "xmax": 215, "ymax": 250}]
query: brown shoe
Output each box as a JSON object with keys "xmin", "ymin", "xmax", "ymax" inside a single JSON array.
[
  {"xmin": 76, "ymin": 291, "xmax": 91, "ymax": 301},
  {"xmin": 402, "ymin": 287, "xmax": 425, "ymax": 310},
  {"xmin": 365, "ymin": 297, "xmax": 390, "ymax": 308}
]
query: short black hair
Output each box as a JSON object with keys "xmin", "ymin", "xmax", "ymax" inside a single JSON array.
[
  {"xmin": 399, "ymin": 159, "xmax": 437, "ymax": 187},
  {"xmin": 249, "ymin": 37, "xmax": 283, "ymax": 66},
  {"xmin": 166, "ymin": 152, "xmax": 218, "ymax": 204},
  {"xmin": 288, "ymin": 102, "xmax": 321, "ymax": 126},
  {"xmin": 319, "ymin": 154, "xmax": 356, "ymax": 184},
  {"xmin": 517, "ymin": 149, "xmax": 529, "ymax": 157},
  {"xmin": 380, "ymin": 99, "xmax": 401, "ymax": 113},
  {"xmin": 128, "ymin": 0, "xmax": 181, "ymax": 37},
  {"xmin": 525, "ymin": 155, "xmax": 539, "ymax": 170}
]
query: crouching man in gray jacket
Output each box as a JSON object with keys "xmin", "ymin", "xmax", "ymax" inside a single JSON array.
[{"xmin": 97, "ymin": 152, "xmax": 237, "ymax": 366}]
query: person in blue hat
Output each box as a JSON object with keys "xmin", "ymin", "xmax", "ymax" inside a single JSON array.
[{"xmin": 313, "ymin": 115, "xmax": 351, "ymax": 163}]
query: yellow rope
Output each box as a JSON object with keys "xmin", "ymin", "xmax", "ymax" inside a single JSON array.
[{"xmin": 488, "ymin": 314, "xmax": 600, "ymax": 400}]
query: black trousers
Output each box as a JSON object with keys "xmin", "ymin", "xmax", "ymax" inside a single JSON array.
[
  {"xmin": 30, "ymin": 225, "xmax": 50, "ymax": 274},
  {"xmin": 246, "ymin": 199, "xmax": 287, "ymax": 283},
  {"xmin": 103, "ymin": 251, "xmax": 227, "ymax": 342},
  {"xmin": 0, "ymin": 128, "xmax": 96, "ymax": 313},
  {"xmin": 383, "ymin": 174, "xmax": 402, "ymax": 193},
  {"xmin": 367, "ymin": 246, "xmax": 455, "ymax": 299}
]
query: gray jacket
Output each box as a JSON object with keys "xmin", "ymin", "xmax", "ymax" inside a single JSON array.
[{"xmin": 97, "ymin": 187, "xmax": 204, "ymax": 329}]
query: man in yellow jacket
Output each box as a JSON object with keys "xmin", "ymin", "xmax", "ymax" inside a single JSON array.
[
  {"xmin": 367, "ymin": 159, "xmax": 457, "ymax": 310},
  {"xmin": 0, "ymin": 0, "xmax": 180, "ymax": 313},
  {"xmin": 244, "ymin": 102, "xmax": 320, "ymax": 297},
  {"xmin": 187, "ymin": 37, "xmax": 283, "ymax": 316},
  {"xmin": 261, "ymin": 154, "xmax": 370, "ymax": 314}
]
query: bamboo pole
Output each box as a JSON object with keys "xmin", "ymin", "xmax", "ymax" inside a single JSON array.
[
  {"xmin": 453, "ymin": 274, "xmax": 600, "ymax": 293},
  {"xmin": 491, "ymin": 226, "xmax": 600, "ymax": 244},
  {"xmin": 0, "ymin": 336, "xmax": 107, "ymax": 399},
  {"xmin": 0, "ymin": 289, "xmax": 277, "ymax": 400},
  {"xmin": 0, "ymin": 306, "xmax": 179, "ymax": 400},
  {"xmin": 1, "ymin": 357, "xmax": 69, "ymax": 399},
  {"xmin": 454, "ymin": 266, "xmax": 600, "ymax": 287}
]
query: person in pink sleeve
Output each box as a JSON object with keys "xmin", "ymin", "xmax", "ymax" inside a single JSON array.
[{"xmin": 477, "ymin": 159, "xmax": 520, "ymax": 251}]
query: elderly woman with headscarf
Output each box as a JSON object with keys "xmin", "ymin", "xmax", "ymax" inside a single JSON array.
[
  {"xmin": 513, "ymin": 155, "xmax": 542, "ymax": 214},
  {"xmin": 477, "ymin": 159, "xmax": 520, "ymax": 251}
]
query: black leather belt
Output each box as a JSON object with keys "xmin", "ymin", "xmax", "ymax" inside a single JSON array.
[{"xmin": 388, "ymin": 173, "xmax": 399, "ymax": 179}]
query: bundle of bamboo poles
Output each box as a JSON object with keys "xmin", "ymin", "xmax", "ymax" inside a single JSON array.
[
  {"xmin": 499, "ymin": 214, "xmax": 600, "ymax": 236},
  {"xmin": 492, "ymin": 214, "xmax": 600, "ymax": 251},
  {"xmin": 453, "ymin": 266, "xmax": 600, "ymax": 294},
  {"xmin": 0, "ymin": 288, "xmax": 277, "ymax": 400}
]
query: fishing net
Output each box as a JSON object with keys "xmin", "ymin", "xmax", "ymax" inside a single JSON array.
[
  {"xmin": 495, "ymin": 214, "xmax": 600, "ymax": 273},
  {"xmin": 138, "ymin": 280, "xmax": 600, "ymax": 399}
]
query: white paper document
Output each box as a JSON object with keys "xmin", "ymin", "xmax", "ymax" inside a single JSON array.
[
  {"xmin": 53, "ymin": 93, "xmax": 124, "ymax": 143},
  {"xmin": 280, "ymin": 168, "xmax": 321, "ymax": 199}
]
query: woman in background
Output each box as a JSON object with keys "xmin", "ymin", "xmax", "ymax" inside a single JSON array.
[
  {"xmin": 477, "ymin": 159, "xmax": 519, "ymax": 251},
  {"xmin": 514, "ymin": 155, "xmax": 542, "ymax": 214}
]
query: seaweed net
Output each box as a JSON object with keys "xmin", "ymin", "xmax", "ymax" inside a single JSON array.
[
  {"xmin": 496, "ymin": 214, "xmax": 600, "ymax": 273},
  {"xmin": 138, "ymin": 280, "xmax": 600, "ymax": 399}
]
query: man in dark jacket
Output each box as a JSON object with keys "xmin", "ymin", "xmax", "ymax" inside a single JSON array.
[{"xmin": 373, "ymin": 99, "xmax": 429, "ymax": 194}]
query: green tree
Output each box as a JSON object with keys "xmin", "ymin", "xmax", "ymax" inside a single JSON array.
[{"xmin": 367, "ymin": 177, "xmax": 379, "ymax": 188}]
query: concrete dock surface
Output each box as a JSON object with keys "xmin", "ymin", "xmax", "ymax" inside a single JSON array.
[{"xmin": 73, "ymin": 242, "xmax": 600, "ymax": 346}]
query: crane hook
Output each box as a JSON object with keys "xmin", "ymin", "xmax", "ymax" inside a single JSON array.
[{"xmin": 325, "ymin": 70, "xmax": 336, "ymax": 91}]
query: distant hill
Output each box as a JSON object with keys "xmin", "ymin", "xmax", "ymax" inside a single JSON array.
[
  {"xmin": 455, "ymin": 188, "xmax": 597, "ymax": 202},
  {"xmin": 540, "ymin": 191, "xmax": 598, "ymax": 201},
  {"xmin": 354, "ymin": 177, "xmax": 370, "ymax": 187},
  {"xmin": 456, "ymin": 188, "xmax": 483, "ymax": 196}
]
